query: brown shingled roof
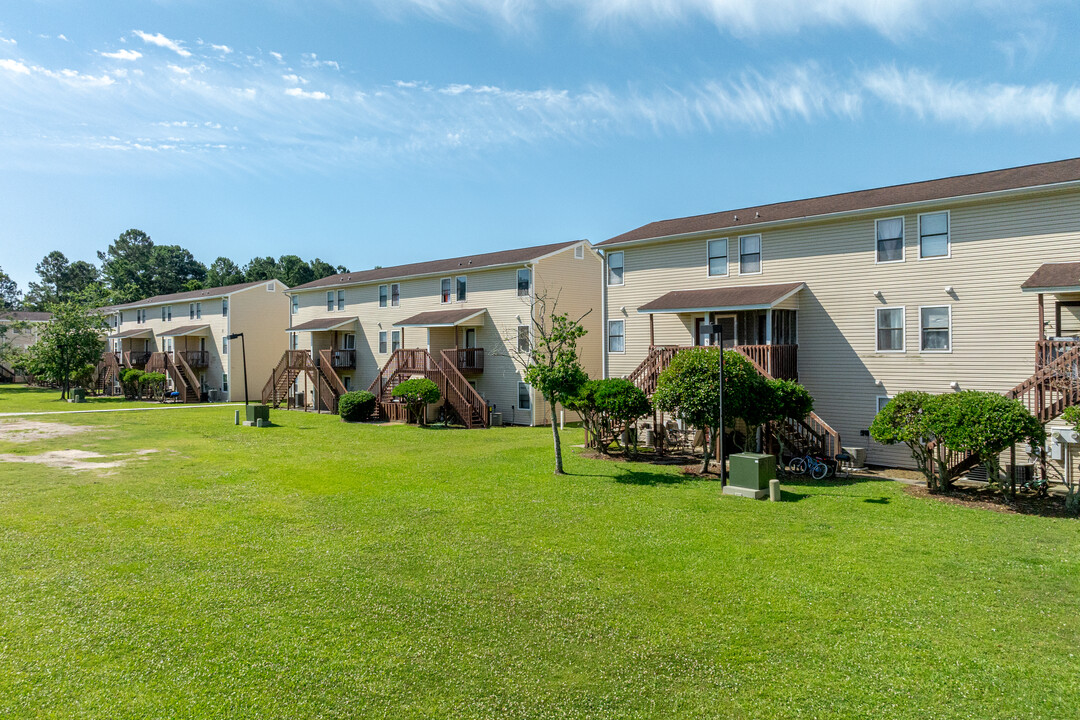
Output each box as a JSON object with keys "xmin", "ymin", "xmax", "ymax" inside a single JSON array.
[
  {"xmin": 290, "ymin": 241, "xmax": 582, "ymax": 291},
  {"xmin": 601, "ymin": 157, "xmax": 1080, "ymax": 246},
  {"xmin": 288, "ymin": 317, "xmax": 360, "ymax": 332},
  {"xmin": 394, "ymin": 308, "xmax": 487, "ymax": 327},
  {"xmin": 1021, "ymin": 262, "xmax": 1080, "ymax": 291},
  {"xmin": 638, "ymin": 283, "xmax": 805, "ymax": 313},
  {"xmin": 103, "ymin": 280, "xmax": 282, "ymax": 311}
]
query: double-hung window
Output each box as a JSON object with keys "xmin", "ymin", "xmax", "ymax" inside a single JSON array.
[
  {"xmin": 391, "ymin": 283, "xmax": 400, "ymax": 307},
  {"xmin": 326, "ymin": 291, "xmax": 334, "ymax": 311},
  {"xmin": 222, "ymin": 373, "xmax": 228, "ymax": 392},
  {"xmin": 875, "ymin": 307, "xmax": 905, "ymax": 352},
  {"xmin": 920, "ymin": 306, "xmax": 952, "ymax": 352},
  {"xmin": 707, "ymin": 239, "xmax": 728, "ymax": 276},
  {"xmin": 189, "ymin": 303, "xmax": 195, "ymax": 320},
  {"xmin": 195, "ymin": 302, "xmax": 202, "ymax": 320},
  {"xmin": 378, "ymin": 331, "xmax": 387, "ymax": 354},
  {"xmin": 517, "ymin": 268, "xmax": 531, "ymax": 297},
  {"xmin": 378, "ymin": 285, "xmax": 388, "ymax": 308},
  {"xmin": 440, "ymin": 278, "xmax": 452, "ymax": 304},
  {"xmin": 739, "ymin": 235, "xmax": 761, "ymax": 275},
  {"xmin": 456, "ymin": 277, "xmax": 467, "ymax": 302},
  {"xmin": 391, "ymin": 330, "xmax": 401, "ymax": 352},
  {"xmin": 337, "ymin": 290, "xmax": 345, "ymax": 311},
  {"xmin": 608, "ymin": 320, "xmax": 625, "ymax": 353},
  {"xmin": 919, "ymin": 211, "xmax": 949, "ymax": 259},
  {"xmin": 222, "ymin": 334, "xmax": 228, "ymax": 354},
  {"xmin": 517, "ymin": 325, "xmax": 531, "ymax": 353},
  {"xmin": 222, "ymin": 299, "xmax": 229, "ymax": 317},
  {"xmin": 876, "ymin": 218, "xmax": 904, "ymax": 263},
  {"xmin": 161, "ymin": 306, "xmax": 167, "ymax": 322},
  {"xmin": 607, "ymin": 251, "xmax": 624, "ymax": 286},
  {"xmin": 291, "ymin": 296, "xmax": 299, "ymax": 314}
]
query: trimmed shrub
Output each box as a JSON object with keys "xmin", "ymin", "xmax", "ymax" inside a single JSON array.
[
  {"xmin": 391, "ymin": 378, "xmax": 440, "ymax": 425},
  {"xmin": 339, "ymin": 390, "xmax": 377, "ymax": 422}
]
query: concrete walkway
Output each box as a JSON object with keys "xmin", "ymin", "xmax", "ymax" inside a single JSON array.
[{"xmin": 0, "ymin": 404, "xmax": 238, "ymax": 418}]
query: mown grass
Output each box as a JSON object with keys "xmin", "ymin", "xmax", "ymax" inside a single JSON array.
[
  {"xmin": 0, "ymin": 386, "xmax": 1077, "ymax": 718},
  {"xmin": 0, "ymin": 384, "xmax": 238, "ymax": 414}
]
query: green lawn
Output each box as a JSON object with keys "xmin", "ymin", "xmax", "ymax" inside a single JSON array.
[
  {"xmin": 0, "ymin": 384, "xmax": 238, "ymax": 414},
  {"xmin": 0, "ymin": 386, "xmax": 1077, "ymax": 718}
]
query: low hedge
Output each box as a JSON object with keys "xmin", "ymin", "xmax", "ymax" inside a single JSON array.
[{"xmin": 339, "ymin": 390, "xmax": 377, "ymax": 422}]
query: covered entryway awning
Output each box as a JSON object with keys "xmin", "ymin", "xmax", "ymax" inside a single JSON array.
[
  {"xmin": 393, "ymin": 308, "xmax": 487, "ymax": 328},
  {"xmin": 1021, "ymin": 262, "xmax": 1080, "ymax": 294},
  {"xmin": 287, "ymin": 317, "xmax": 359, "ymax": 332},
  {"xmin": 1021, "ymin": 263, "xmax": 1080, "ymax": 347},
  {"xmin": 637, "ymin": 282, "xmax": 805, "ymax": 314},
  {"xmin": 108, "ymin": 328, "xmax": 154, "ymax": 339},
  {"xmin": 158, "ymin": 324, "xmax": 212, "ymax": 337}
]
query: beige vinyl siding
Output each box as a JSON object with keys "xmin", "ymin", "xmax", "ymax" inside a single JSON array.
[
  {"xmin": 605, "ymin": 186, "xmax": 1080, "ymax": 468},
  {"xmin": 228, "ymin": 282, "xmax": 291, "ymax": 402}
]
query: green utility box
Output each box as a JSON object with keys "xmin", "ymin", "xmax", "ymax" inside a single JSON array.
[
  {"xmin": 245, "ymin": 404, "xmax": 270, "ymax": 424},
  {"xmin": 728, "ymin": 453, "xmax": 776, "ymax": 492},
  {"xmin": 71, "ymin": 388, "xmax": 86, "ymax": 403}
]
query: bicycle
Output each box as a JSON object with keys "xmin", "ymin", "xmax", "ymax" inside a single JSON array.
[{"xmin": 788, "ymin": 452, "xmax": 832, "ymax": 480}]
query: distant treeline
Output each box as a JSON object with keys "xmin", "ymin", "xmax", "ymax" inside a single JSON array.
[{"xmin": 0, "ymin": 229, "xmax": 349, "ymax": 310}]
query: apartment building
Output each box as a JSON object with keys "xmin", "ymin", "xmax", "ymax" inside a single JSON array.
[
  {"xmin": 0, "ymin": 311, "xmax": 52, "ymax": 382},
  {"xmin": 99, "ymin": 280, "xmax": 289, "ymax": 402},
  {"xmin": 271, "ymin": 240, "xmax": 602, "ymax": 426},
  {"xmin": 599, "ymin": 157, "xmax": 1080, "ymax": 468}
]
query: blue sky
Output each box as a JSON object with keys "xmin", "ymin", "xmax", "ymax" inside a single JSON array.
[{"xmin": 2, "ymin": 1, "xmax": 1079, "ymax": 289}]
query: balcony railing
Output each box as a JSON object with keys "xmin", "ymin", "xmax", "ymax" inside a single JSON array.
[
  {"xmin": 180, "ymin": 350, "xmax": 210, "ymax": 368},
  {"xmin": 126, "ymin": 351, "xmax": 152, "ymax": 367},
  {"xmin": 1037, "ymin": 338, "xmax": 1080, "ymax": 370},
  {"xmin": 445, "ymin": 347, "xmax": 484, "ymax": 373},
  {"xmin": 330, "ymin": 349, "xmax": 356, "ymax": 369}
]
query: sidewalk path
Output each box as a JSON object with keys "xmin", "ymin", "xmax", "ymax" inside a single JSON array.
[{"xmin": 0, "ymin": 404, "xmax": 238, "ymax": 418}]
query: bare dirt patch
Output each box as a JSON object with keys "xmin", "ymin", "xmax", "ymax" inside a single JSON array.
[
  {"xmin": 902, "ymin": 483, "xmax": 1073, "ymax": 518},
  {"xmin": 0, "ymin": 420, "xmax": 94, "ymax": 443},
  {"xmin": 0, "ymin": 448, "xmax": 158, "ymax": 471}
]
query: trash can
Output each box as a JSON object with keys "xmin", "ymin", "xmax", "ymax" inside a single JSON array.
[{"xmin": 725, "ymin": 453, "xmax": 777, "ymax": 499}]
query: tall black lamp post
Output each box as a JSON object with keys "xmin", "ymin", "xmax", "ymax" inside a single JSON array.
[
  {"xmin": 709, "ymin": 323, "xmax": 726, "ymax": 485},
  {"xmin": 227, "ymin": 332, "xmax": 249, "ymax": 405}
]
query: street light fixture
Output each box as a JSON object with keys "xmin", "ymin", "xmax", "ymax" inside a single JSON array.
[{"xmin": 227, "ymin": 332, "xmax": 249, "ymax": 405}]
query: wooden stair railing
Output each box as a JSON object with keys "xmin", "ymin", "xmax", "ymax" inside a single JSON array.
[
  {"xmin": 438, "ymin": 350, "xmax": 489, "ymax": 428},
  {"xmin": 1005, "ymin": 341, "xmax": 1080, "ymax": 423},
  {"xmin": 173, "ymin": 352, "xmax": 201, "ymax": 397},
  {"xmin": 624, "ymin": 344, "xmax": 840, "ymax": 459},
  {"xmin": 318, "ymin": 349, "xmax": 348, "ymax": 397},
  {"xmin": 262, "ymin": 350, "xmax": 336, "ymax": 412}
]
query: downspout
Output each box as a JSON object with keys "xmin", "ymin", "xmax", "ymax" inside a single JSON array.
[
  {"xmin": 527, "ymin": 261, "xmax": 537, "ymax": 426},
  {"xmin": 600, "ymin": 249, "xmax": 608, "ymax": 379}
]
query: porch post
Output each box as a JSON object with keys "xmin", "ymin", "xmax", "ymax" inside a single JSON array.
[
  {"xmin": 649, "ymin": 314, "xmax": 655, "ymax": 347},
  {"xmin": 1038, "ymin": 293, "xmax": 1045, "ymax": 341},
  {"xmin": 765, "ymin": 309, "xmax": 773, "ymax": 346}
]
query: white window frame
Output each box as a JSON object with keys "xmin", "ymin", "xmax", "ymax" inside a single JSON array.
[
  {"xmin": 326, "ymin": 291, "xmax": 335, "ymax": 311},
  {"xmin": 390, "ymin": 283, "xmax": 400, "ymax": 307},
  {"xmin": 222, "ymin": 334, "xmax": 228, "ymax": 355},
  {"xmin": 574, "ymin": 245, "xmax": 584, "ymax": 259},
  {"xmin": 875, "ymin": 217, "xmax": 906, "ymax": 265},
  {"xmin": 607, "ymin": 319, "xmax": 625, "ymax": 354},
  {"xmin": 455, "ymin": 276, "xmax": 467, "ymax": 303},
  {"xmin": 378, "ymin": 285, "xmax": 388, "ymax": 308},
  {"xmin": 876, "ymin": 395, "xmax": 892, "ymax": 415},
  {"xmin": 607, "ymin": 251, "xmax": 624, "ymax": 286},
  {"xmin": 738, "ymin": 235, "xmax": 762, "ymax": 276},
  {"xmin": 222, "ymin": 373, "xmax": 228, "ymax": 392},
  {"xmin": 517, "ymin": 268, "xmax": 531, "ymax": 297},
  {"xmin": 161, "ymin": 306, "xmax": 167, "ymax": 322},
  {"xmin": 378, "ymin": 331, "xmax": 387, "ymax": 354},
  {"xmin": 291, "ymin": 295, "xmax": 299, "ymax": 314},
  {"xmin": 440, "ymin": 277, "xmax": 452, "ymax": 304},
  {"xmin": 222, "ymin": 298, "xmax": 229, "ymax": 317},
  {"xmin": 337, "ymin": 290, "xmax": 345, "ymax": 311},
  {"xmin": 918, "ymin": 210, "xmax": 951, "ymax": 260},
  {"xmin": 189, "ymin": 303, "xmax": 195, "ymax": 320},
  {"xmin": 875, "ymin": 306, "xmax": 906, "ymax": 353},
  {"xmin": 517, "ymin": 381, "xmax": 532, "ymax": 411},
  {"xmin": 919, "ymin": 305, "xmax": 953, "ymax": 354},
  {"xmin": 517, "ymin": 324, "xmax": 531, "ymax": 353},
  {"xmin": 706, "ymin": 238, "xmax": 729, "ymax": 277},
  {"xmin": 391, "ymin": 330, "xmax": 401, "ymax": 352},
  {"xmin": 195, "ymin": 302, "xmax": 202, "ymax": 320}
]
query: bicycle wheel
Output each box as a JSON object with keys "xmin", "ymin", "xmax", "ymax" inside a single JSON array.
[
  {"xmin": 810, "ymin": 462, "xmax": 829, "ymax": 481},
  {"xmin": 788, "ymin": 457, "xmax": 807, "ymax": 475}
]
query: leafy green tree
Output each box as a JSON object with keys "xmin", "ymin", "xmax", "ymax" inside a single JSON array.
[
  {"xmin": 1058, "ymin": 406, "xmax": 1080, "ymax": 514},
  {"xmin": 653, "ymin": 348, "xmax": 727, "ymax": 473},
  {"xmin": 24, "ymin": 301, "xmax": 107, "ymax": 399},
  {"xmin": 150, "ymin": 245, "xmax": 207, "ymax": 295},
  {"xmin": 392, "ymin": 377, "xmax": 441, "ymax": 425},
  {"xmin": 0, "ymin": 266, "xmax": 20, "ymax": 309},
  {"xmin": 277, "ymin": 255, "xmax": 315, "ymax": 288},
  {"xmin": 309, "ymin": 258, "xmax": 348, "ymax": 280},
  {"xmin": 511, "ymin": 297, "xmax": 589, "ymax": 475},
  {"xmin": 206, "ymin": 257, "xmax": 246, "ymax": 288},
  {"xmin": 24, "ymin": 252, "xmax": 104, "ymax": 309},
  {"xmin": 243, "ymin": 256, "xmax": 280, "ymax": 283},
  {"xmin": 933, "ymin": 391, "xmax": 1045, "ymax": 496},
  {"xmin": 98, "ymin": 229, "xmax": 156, "ymax": 303},
  {"xmin": 870, "ymin": 391, "xmax": 936, "ymax": 487},
  {"xmin": 569, "ymin": 379, "xmax": 650, "ymax": 457}
]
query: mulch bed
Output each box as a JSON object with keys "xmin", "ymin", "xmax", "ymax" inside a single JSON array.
[{"xmin": 902, "ymin": 483, "xmax": 1072, "ymax": 518}]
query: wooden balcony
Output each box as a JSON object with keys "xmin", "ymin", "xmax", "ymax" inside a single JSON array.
[
  {"xmin": 444, "ymin": 347, "xmax": 484, "ymax": 374},
  {"xmin": 179, "ymin": 350, "xmax": 209, "ymax": 368},
  {"xmin": 330, "ymin": 349, "xmax": 356, "ymax": 369},
  {"xmin": 736, "ymin": 344, "xmax": 798, "ymax": 381},
  {"xmin": 124, "ymin": 351, "xmax": 152, "ymax": 368}
]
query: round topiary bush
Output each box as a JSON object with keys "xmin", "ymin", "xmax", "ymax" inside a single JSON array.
[{"xmin": 339, "ymin": 390, "xmax": 377, "ymax": 422}]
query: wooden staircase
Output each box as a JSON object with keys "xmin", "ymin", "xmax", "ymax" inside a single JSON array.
[
  {"xmin": 146, "ymin": 351, "xmax": 200, "ymax": 403},
  {"xmin": 367, "ymin": 348, "xmax": 489, "ymax": 428},
  {"xmin": 261, "ymin": 350, "xmax": 340, "ymax": 413},
  {"xmin": 625, "ymin": 344, "xmax": 841, "ymax": 459},
  {"xmin": 92, "ymin": 352, "xmax": 123, "ymax": 395}
]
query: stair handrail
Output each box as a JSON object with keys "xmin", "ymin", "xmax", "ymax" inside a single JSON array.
[
  {"xmin": 173, "ymin": 351, "xmax": 201, "ymax": 394},
  {"xmin": 438, "ymin": 349, "xmax": 489, "ymax": 428},
  {"xmin": 318, "ymin": 349, "xmax": 348, "ymax": 397},
  {"xmin": 1005, "ymin": 341, "xmax": 1080, "ymax": 422}
]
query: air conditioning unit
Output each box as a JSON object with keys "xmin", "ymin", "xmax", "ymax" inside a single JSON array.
[
  {"xmin": 1006, "ymin": 464, "xmax": 1033, "ymax": 485},
  {"xmin": 490, "ymin": 412, "xmax": 503, "ymax": 426}
]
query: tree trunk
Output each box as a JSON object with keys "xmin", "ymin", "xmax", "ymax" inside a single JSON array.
[
  {"xmin": 700, "ymin": 426, "xmax": 711, "ymax": 474},
  {"xmin": 551, "ymin": 400, "xmax": 565, "ymax": 475}
]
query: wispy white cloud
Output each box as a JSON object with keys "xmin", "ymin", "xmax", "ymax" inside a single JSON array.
[
  {"xmin": 282, "ymin": 73, "xmax": 308, "ymax": 84},
  {"xmin": 302, "ymin": 53, "xmax": 340, "ymax": 70},
  {"xmin": 133, "ymin": 30, "xmax": 192, "ymax": 57},
  {"xmin": 0, "ymin": 36, "xmax": 16, "ymax": 45},
  {"xmin": 100, "ymin": 49, "xmax": 142, "ymax": 61},
  {"xmin": 0, "ymin": 58, "xmax": 31, "ymax": 75},
  {"xmin": 285, "ymin": 87, "xmax": 330, "ymax": 99},
  {"xmin": 211, "ymin": 44, "xmax": 233, "ymax": 53}
]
